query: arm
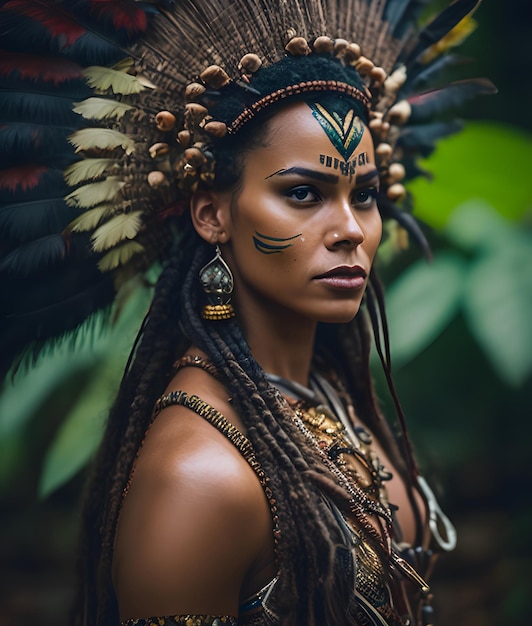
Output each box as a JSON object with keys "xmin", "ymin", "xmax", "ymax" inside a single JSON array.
[{"xmin": 112, "ymin": 403, "xmax": 273, "ymax": 622}]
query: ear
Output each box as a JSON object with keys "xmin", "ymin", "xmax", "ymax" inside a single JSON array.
[{"xmin": 190, "ymin": 189, "xmax": 231, "ymax": 245}]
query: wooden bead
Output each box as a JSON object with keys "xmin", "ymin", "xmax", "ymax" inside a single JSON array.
[
  {"xmin": 238, "ymin": 53, "xmax": 262, "ymax": 73},
  {"xmin": 155, "ymin": 111, "xmax": 176, "ymax": 131},
  {"xmin": 148, "ymin": 142, "xmax": 169, "ymax": 158},
  {"xmin": 203, "ymin": 120, "xmax": 227, "ymax": 138},
  {"xmin": 354, "ymin": 56, "xmax": 374, "ymax": 75},
  {"xmin": 333, "ymin": 38, "xmax": 349, "ymax": 55},
  {"xmin": 344, "ymin": 43, "xmax": 361, "ymax": 63},
  {"xmin": 147, "ymin": 171, "xmax": 168, "ymax": 188},
  {"xmin": 184, "ymin": 147, "xmax": 207, "ymax": 167},
  {"xmin": 185, "ymin": 82, "xmax": 206, "ymax": 101},
  {"xmin": 313, "ymin": 36, "xmax": 334, "ymax": 54},
  {"xmin": 369, "ymin": 118, "xmax": 383, "ymax": 132},
  {"xmin": 383, "ymin": 66, "xmax": 407, "ymax": 97},
  {"xmin": 388, "ymin": 162, "xmax": 406, "ymax": 181},
  {"xmin": 185, "ymin": 102, "xmax": 208, "ymax": 125},
  {"xmin": 285, "ymin": 36, "xmax": 311, "ymax": 56},
  {"xmin": 200, "ymin": 65, "xmax": 230, "ymax": 89},
  {"xmin": 376, "ymin": 143, "xmax": 393, "ymax": 160},
  {"xmin": 387, "ymin": 100, "xmax": 412, "ymax": 125},
  {"xmin": 369, "ymin": 66, "xmax": 387, "ymax": 87},
  {"xmin": 387, "ymin": 183, "xmax": 406, "ymax": 201},
  {"xmin": 177, "ymin": 130, "xmax": 192, "ymax": 147}
]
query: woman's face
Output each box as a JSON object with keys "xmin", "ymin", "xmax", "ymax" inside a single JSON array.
[{"xmin": 220, "ymin": 100, "xmax": 382, "ymax": 326}]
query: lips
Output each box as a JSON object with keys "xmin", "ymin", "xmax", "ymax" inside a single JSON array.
[{"xmin": 314, "ymin": 265, "xmax": 367, "ymax": 289}]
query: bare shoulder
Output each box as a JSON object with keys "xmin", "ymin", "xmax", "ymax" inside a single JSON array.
[{"xmin": 112, "ymin": 353, "xmax": 273, "ymax": 620}]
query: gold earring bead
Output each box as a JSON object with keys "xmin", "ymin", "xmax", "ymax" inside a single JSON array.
[{"xmin": 202, "ymin": 304, "xmax": 236, "ymax": 320}]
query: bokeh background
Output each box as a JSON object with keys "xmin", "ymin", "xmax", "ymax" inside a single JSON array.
[{"xmin": 1, "ymin": 1, "xmax": 530, "ymax": 625}]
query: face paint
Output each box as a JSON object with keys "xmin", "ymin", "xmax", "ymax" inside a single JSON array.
[
  {"xmin": 307, "ymin": 103, "xmax": 364, "ymax": 161},
  {"xmin": 253, "ymin": 230, "xmax": 302, "ymax": 255},
  {"xmin": 319, "ymin": 151, "xmax": 369, "ymax": 178}
]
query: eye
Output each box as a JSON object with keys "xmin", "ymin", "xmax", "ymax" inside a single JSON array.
[
  {"xmin": 286, "ymin": 186, "xmax": 320, "ymax": 204},
  {"xmin": 353, "ymin": 187, "xmax": 378, "ymax": 209}
]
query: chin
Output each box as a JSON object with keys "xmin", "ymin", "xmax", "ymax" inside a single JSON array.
[{"xmin": 313, "ymin": 303, "xmax": 362, "ymax": 325}]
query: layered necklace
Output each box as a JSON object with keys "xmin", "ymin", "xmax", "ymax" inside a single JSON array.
[{"xmin": 266, "ymin": 371, "xmax": 431, "ymax": 625}]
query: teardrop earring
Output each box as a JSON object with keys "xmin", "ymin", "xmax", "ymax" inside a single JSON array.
[{"xmin": 199, "ymin": 245, "xmax": 236, "ymax": 320}]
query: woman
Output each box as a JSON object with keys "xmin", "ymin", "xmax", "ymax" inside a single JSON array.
[
  {"xmin": 0, "ymin": 0, "xmax": 489, "ymax": 624},
  {"xmin": 79, "ymin": 52, "xmax": 458, "ymax": 624}
]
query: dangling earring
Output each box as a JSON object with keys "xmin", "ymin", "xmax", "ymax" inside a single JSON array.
[{"xmin": 199, "ymin": 244, "xmax": 236, "ymax": 320}]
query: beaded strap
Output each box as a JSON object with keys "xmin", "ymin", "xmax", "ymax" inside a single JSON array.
[
  {"xmin": 153, "ymin": 389, "xmax": 281, "ymax": 549},
  {"xmin": 122, "ymin": 616, "xmax": 237, "ymax": 626}
]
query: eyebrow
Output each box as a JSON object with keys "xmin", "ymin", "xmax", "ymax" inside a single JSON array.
[
  {"xmin": 355, "ymin": 168, "xmax": 379, "ymax": 185},
  {"xmin": 266, "ymin": 167, "xmax": 339, "ymax": 184}
]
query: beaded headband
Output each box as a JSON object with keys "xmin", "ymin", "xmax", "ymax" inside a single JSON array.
[{"xmin": 169, "ymin": 35, "xmax": 403, "ymax": 202}]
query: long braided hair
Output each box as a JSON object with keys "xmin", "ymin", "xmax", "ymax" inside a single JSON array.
[{"xmin": 74, "ymin": 62, "xmax": 420, "ymax": 626}]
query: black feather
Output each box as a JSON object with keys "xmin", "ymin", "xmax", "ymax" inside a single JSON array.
[
  {"xmin": 409, "ymin": 78, "xmax": 497, "ymax": 123},
  {"xmin": 0, "ymin": 233, "xmax": 68, "ymax": 276},
  {"xmin": 397, "ymin": 120, "xmax": 463, "ymax": 157},
  {"xmin": 0, "ymin": 90, "xmax": 82, "ymax": 126},
  {"xmin": 404, "ymin": 0, "xmax": 481, "ymax": 65},
  {"xmin": 401, "ymin": 54, "xmax": 466, "ymax": 96},
  {"xmin": 0, "ymin": 197, "xmax": 76, "ymax": 242},
  {"xmin": 0, "ymin": 123, "xmax": 76, "ymax": 168},
  {"xmin": 0, "ymin": 265, "xmax": 115, "ymax": 380}
]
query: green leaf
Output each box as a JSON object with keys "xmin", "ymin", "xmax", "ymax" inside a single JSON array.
[
  {"xmin": 444, "ymin": 200, "xmax": 516, "ymax": 252},
  {"xmin": 408, "ymin": 122, "xmax": 532, "ymax": 228},
  {"xmin": 384, "ymin": 253, "xmax": 466, "ymax": 365},
  {"xmin": 463, "ymin": 239, "xmax": 532, "ymax": 386},
  {"xmin": 38, "ymin": 356, "xmax": 117, "ymax": 497},
  {"xmin": 0, "ymin": 323, "xmax": 110, "ymax": 440},
  {"xmin": 38, "ymin": 282, "xmax": 154, "ymax": 496}
]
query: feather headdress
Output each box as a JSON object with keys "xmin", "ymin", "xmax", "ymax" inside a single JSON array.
[{"xmin": 0, "ymin": 0, "xmax": 494, "ymax": 378}]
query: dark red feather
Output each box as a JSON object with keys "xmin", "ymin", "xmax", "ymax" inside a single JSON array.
[
  {"xmin": 89, "ymin": 0, "xmax": 149, "ymax": 34},
  {"xmin": 0, "ymin": 164, "xmax": 49, "ymax": 193},
  {"xmin": 0, "ymin": 52, "xmax": 83, "ymax": 84}
]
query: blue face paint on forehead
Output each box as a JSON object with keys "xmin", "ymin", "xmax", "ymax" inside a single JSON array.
[{"xmin": 307, "ymin": 102, "xmax": 365, "ymax": 161}]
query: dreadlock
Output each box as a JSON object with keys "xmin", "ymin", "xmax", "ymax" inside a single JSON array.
[{"xmin": 74, "ymin": 56, "xmax": 420, "ymax": 626}]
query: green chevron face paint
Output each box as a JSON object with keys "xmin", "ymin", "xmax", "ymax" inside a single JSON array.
[{"xmin": 307, "ymin": 103, "xmax": 365, "ymax": 161}]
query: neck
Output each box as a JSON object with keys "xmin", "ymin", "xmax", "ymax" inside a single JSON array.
[{"xmin": 236, "ymin": 298, "xmax": 316, "ymax": 387}]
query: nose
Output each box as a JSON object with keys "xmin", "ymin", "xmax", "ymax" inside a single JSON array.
[{"xmin": 324, "ymin": 201, "xmax": 365, "ymax": 250}]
